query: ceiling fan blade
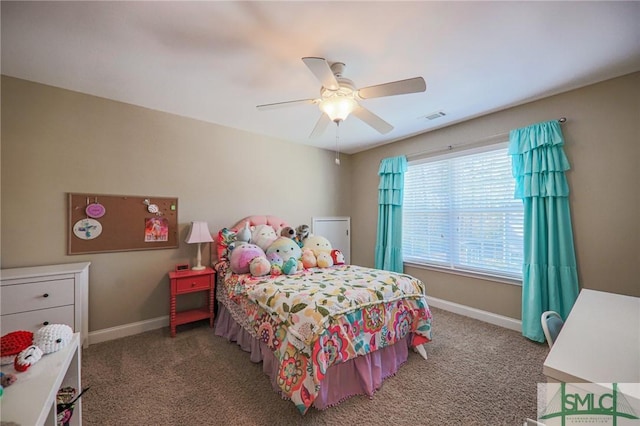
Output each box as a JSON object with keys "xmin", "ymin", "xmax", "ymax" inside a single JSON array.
[
  {"xmin": 309, "ymin": 114, "xmax": 331, "ymax": 139},
  {"xmin": 358, "ymin": 77, "xmax": 426, "ymax": 99},
  {"xmin": 256, "ymin": 99, "xmax": 316, "ymax": 110},
  {"xmin": 351, "ymin": 105, "xmax": 394, "ymax": 134},
  {"xmin": 302, "ymin": 57, "xmax": 339, "ymax": 90}
]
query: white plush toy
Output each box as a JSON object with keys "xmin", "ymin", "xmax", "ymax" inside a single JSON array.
[
  {"xmin": 250, "ymin": 224, "xmax": 278, "ymax": 251},
  {"xmin": 303, "ymin": 235, "xmax": 333, "ymax": 257},
  {"xmin": 316, "ymin": 252, "xmax": 334, "ymax": 268},
  {"xmin": 14, "ymin": 324, "xmax": 73, "ymax": 372}
]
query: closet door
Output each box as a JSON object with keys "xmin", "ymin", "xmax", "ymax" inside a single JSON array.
[{"xmin": 311, "ymin": 217, "xmax": 350, "ymax": 265}]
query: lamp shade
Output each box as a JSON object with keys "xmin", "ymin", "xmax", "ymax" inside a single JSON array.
[
  {"xmin": 185, "ymin": 221, "xmax": 213, "ymax": 244},
  {"xmin": 320, "ymin": 96, "xmax": 357, "ymax": 122}
]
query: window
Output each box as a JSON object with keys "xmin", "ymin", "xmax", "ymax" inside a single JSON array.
[{"xmin": 403, "ymin": 143, "xmax": 523, "ymax": 281}]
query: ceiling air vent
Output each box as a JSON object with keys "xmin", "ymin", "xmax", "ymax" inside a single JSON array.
[{"xmin": 424, "ymin": 111, "xmax": 446, "ymax": 121}]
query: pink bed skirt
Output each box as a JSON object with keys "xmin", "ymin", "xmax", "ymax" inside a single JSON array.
[{"xmin": 214, "ymin": 303, "xmax": 411, "ymax": 410}]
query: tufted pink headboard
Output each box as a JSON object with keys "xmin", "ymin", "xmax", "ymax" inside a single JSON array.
[
  {"xmin": 214, "ymin": 215, "xmax": 289, "ymax": 263},
  {"xmin": 230, "ymin": 215, "xmax": 289, "ymax": 234}
]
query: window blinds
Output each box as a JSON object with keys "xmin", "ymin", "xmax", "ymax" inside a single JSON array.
[{"xmin": 403, "ymin": 146, "xmax": 523, "ymax": 279}]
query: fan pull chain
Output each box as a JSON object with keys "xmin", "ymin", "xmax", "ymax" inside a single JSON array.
[{"xmin": 335, "ymin": 122, "xmax": 341, "ymax": 166}]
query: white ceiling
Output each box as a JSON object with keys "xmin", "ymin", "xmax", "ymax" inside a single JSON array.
[{"xmin": 2, "ymin": 1, "xmax": 639, "ymax": 154}]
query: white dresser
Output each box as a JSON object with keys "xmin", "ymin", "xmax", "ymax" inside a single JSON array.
[{"xmin": 1, "ymin": 262, "xmax": 90, "ymax": 348}]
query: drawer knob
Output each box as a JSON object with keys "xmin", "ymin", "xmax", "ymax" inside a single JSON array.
[
  {"xmin": 43, "ymin": 293, "xmax": 49, "ymax": 298},
  {"xmin": 191, "ymin": 282, "xmax": 196, "ymax": 287},
  {"xmin": 43, "ymin": 321, "xmax": 49, "ymax": 326}
]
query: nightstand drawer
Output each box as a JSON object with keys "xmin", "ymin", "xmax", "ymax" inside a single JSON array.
[
  {"xmin": 1, "ymin": 278, "xmax": 74, "ymax": 315},
  {"xmin": 175, "ymin": 274, "xmax": 210, "ymax": 293},
  {"xmin": 1, "ymin": 305, "xmax": 75, "ymax": 335}
]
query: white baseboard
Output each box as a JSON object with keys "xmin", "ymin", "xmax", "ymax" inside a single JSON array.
[
  {"xmin": 87, "ymin": 298, "xmax": 520, "ymax": 345},
  {"xmin": 427, "ymin": 296, "xmax": 522, "ymax": 332},
  {"xmin": 88, "ymin": 315, "xmax": 169, "ymax": 345}
]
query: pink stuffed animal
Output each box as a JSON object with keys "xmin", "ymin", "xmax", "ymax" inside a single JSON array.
[
  {"xmin": 230, "ymin": 243, "xmax": 266, "ymax": 274},
  {"xmin": 249, "ymin": 257, "xmax": 271, "ymax": 277},
  {"xmin": 301, "ymin": 249, "xmax": 317, "ymax": 269}
]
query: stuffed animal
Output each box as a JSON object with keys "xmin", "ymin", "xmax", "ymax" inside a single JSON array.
[
  {"xmin": 236, "ymin": 221, "xmax": 252, "ymax": 244},
  {"xmin": 1, "ymin": 330, "xmax": 33, "ymax": 365},
  {"xmin": 303, "ymin": 235, "xmax": 333, "ymax": 257},
  {"xmin": 301, "ymin": 249, "xmax": 317, "ymax": 269},
  {"xmin": 266, "ymin": 252, "xmax": 283, "ymax": 275},
  {"xmin": 9, "ymin": 324, "xmax": 74, "ymax": 372},
  {"xmin": 280, "ymin": 226, "xmax": 296, "ymax": 239},
  {"xmin": 250, "ymin": 224, "xmax": 277, "ymax": 251},
  {"xmin": 270, "ymin": 263, "xmax": 283, "ymax": 276},
  {"xmin": 282, "ymin": 257, "xmax": 298, "ymax": 275},
  {"xmin": 35, "ymin": 324, "xmax": 73, "ymax": 354},
  {"xmin": 294, "ymin": 224, "xmax": 310, "ymax": 247},
  {"xmin": 266, "ymin": 237, "xmax": 302, "ymax": 262},
  {"xmin": 0, "ymin": 372, "xmax": 17, "ymax": 399},
  {"xmin": 227, "ymin": 241, "xmax": 246, "ymax": 253},
  {"xmin": 316, "ymin": 252, "xmax": 334, "ymax": 268},
  {"xmin": 249, "ymin": 256, "xmax": 271, "ymax": 277},
  {"xmin": 229, "ymin": 243, "xmax": 266, "ymax": 274},
  {"xmin": 331, "ymin": 249, "xmax": 345, "ymax": 265},
  {"xmin": 267, "ymin": 252, "xmax": 283, "ymax": 267},
  {"xmin": 14, "ymin": 345, "xmax": 42, "ymax": 372}
]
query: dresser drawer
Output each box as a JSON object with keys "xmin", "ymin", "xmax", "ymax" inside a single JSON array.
[
  {"xmin": 1, "ymin": 305, "xmax": 75, "ymax": 335},
  {"xmin": 175, "ymin": 274, "xmax": 211, "ymax": 293},
  {"xmin": 1, "ymin": 278, "xmax": 74, "ymax": 315}
]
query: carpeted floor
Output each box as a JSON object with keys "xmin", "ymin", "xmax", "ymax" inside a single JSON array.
[{"xmin": 81, "ymin": 307, "xmax": 548, "ymax": 425}]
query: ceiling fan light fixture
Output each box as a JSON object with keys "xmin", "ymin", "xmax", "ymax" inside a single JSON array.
[
  {"xmin": 319, "ymin": 96, "xmax": 357, "ymax": 122},
  {"xmin": 258, "ymin": 57, "xmax": 425, "ymax": 137}
]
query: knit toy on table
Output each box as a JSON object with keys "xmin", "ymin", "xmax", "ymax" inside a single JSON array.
[
  {"xmin": 0, "ymin": 324, "xmax": 73, "ymax": 372},
  {"xmin": 1, "ymin": 330, "xmax": 34, "ymax": 365}
]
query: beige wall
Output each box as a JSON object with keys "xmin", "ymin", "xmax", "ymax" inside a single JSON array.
[
  {"xmin": 351, "ymin": 72, "xmax": 640, "ymax": 319},
  {"xmin": 1, "ymin": 76, "xmax": 352, "ymax": 331},
  {"xmin": 3, "ymin": 72, "xmax": 638, "ymax": 330}
]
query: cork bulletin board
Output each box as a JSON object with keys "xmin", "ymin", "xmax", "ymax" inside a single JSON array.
[{"xmin": 67, "ymin": 193, "xmax": 178, "ymax": 254}]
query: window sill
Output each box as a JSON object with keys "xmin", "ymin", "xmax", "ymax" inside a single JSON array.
[{"xmin": 403, "ymin": 261, "xmax": 522, "ymax": 286}]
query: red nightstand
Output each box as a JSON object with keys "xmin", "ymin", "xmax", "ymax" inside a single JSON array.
[{"xmin": 168, "ymin": 267, "xmax": 215, "ymax": 337}]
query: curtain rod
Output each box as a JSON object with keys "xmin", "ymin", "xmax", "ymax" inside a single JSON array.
[{"xmin": 406, "ymin": 117, "xmax": 567, "ymax": 161}]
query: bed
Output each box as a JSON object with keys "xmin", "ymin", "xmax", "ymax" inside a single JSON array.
[{"xmin": 213, "ymin": 215, "xmax": 433, "ymax": 414}]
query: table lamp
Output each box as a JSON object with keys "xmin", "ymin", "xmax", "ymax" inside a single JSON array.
[{"xmin": 185, "ymin": 221, "xmax": 214, "ymax": 271}]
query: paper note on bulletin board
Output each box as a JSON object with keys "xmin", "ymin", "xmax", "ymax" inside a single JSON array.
[{"xmin": 68, "ymin": 193, "xmax": 178, "ymax": 254}]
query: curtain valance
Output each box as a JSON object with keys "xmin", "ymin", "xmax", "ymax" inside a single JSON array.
[
  {"xmin": 509, "ymin": 120, "xmax": 571, "ymax": 198},
  {"xmin": 378, "ymin": 156, "xmax": 407, "ymax": 206}
]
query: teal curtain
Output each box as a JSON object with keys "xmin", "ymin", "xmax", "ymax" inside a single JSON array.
[
  {"xmin": 509, "ymin": 120, "xmax": 579, "ymax": 342},
  {"xmin": 375, "ymin": 156, "xmax": 407, "ymax": 272}
]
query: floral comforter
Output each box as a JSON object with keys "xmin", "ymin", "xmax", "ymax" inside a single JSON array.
[{"xmin": 216, "ymin": 263, "xmax": 432, "ymax": 414}]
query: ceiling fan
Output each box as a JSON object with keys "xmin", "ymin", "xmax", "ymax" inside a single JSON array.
[{"xmin": 256, "ymin": 57, "xmax": 427, "ymax": 138}]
